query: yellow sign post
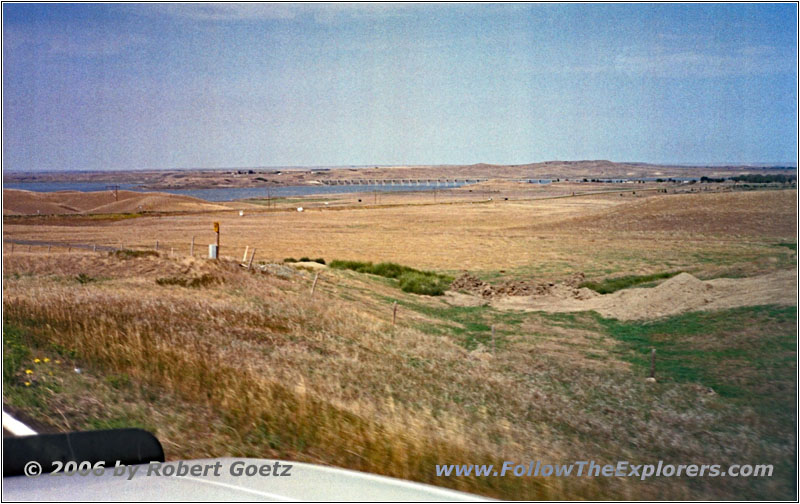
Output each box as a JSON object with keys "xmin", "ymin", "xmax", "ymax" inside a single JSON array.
[{"xmin": 213, "ymin": 222, "xmax": 220, "ymax": 259}]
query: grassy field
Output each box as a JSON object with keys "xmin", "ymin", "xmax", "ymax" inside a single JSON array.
[{"xmin": 2, "ymin": 188, "xmax": 797, "ymax": 500}]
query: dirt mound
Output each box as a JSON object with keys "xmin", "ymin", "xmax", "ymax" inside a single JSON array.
[
  {"xmin": 451, "ymin": 273, "xmax": 495, "ymax": 298},
  {"xmin": 493, "ymin": 270, "xmax": 796, "ymax": 320},
  {"xmin": 3, "ymin": 189, "xmax": 228, "ymax": 215},
  {"xmin": 451, "ymin": 272, "xmax": 588, "ymax": 299}
]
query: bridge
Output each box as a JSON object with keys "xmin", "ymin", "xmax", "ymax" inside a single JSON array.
[{"xmin": 316, "ymin": 178, "xmax": 552, "ymax": 186}]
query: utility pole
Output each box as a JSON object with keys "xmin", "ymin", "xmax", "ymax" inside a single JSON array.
[{"xmin": 106, "ymin": 185, "xmax": 120, "ymax": 202}]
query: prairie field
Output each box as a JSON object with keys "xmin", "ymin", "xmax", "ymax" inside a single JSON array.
[{"xmin": 2, "ymin": 188, "xmax": 797, "ymax": 499}]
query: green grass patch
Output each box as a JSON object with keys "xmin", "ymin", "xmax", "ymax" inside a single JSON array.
[
  {"xmin": 599, "ymin": 305, "xmax": 796, "ymax": 406},
  {"xmin": 388, "ymin": 298, "xmax": 527, "ymax": 350},
  {"xmin": 774, "ymin": 242, "xmax": 797, "ymax": 252},
  {"xmin": 3, "ymin": 323, "xmax": 31, "ymax": 384},
  {"xmin": 580, "ymin": 271, "xmax": 682, "ymax": 294},
  {"xmin": 398, "ymin": 272, "xmax": 450, "ymax": 295},
  {"xmin": 331, "ymin": 260, "xmax": 453, "ymax": 296}
]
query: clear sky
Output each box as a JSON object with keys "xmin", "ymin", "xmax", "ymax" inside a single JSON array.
[{"xmin": 3, "ymin": 3, "xmax": 797, "ymax": 171}]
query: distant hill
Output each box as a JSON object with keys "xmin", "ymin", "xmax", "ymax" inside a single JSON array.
[{"xmin": 3, "ymin": 189, "xmax": 229, "ymax": 215}]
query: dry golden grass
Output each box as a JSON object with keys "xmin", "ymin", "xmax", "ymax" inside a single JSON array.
[
  {"xmin": 3, "ymin": 188, "xmax": 796, "ymax": 499},
  {"xmin": 3, "ymin": 189, "xmax": 229, "ymax": 215},
  {"xmin": 4, "ymin": 190, "xmax": 795, "ymax": 280}
]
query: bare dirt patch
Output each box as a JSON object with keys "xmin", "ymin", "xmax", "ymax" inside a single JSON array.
[{"xmin": 450, "ymin": 272, "xmax": 587, "ymax": 298}]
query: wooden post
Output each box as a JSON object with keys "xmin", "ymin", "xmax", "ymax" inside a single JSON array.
[
  {"xmin": 155, "ymin": 240, "xmax": 159, "ymax": 251},
  {"xmin": 170, "ymin": 247, "xmax": 174, "ymax": 257},
  {"xmin": 310, "ymin": 272, "xmax": 320, "ymax": 296},
  {"xmin": 649, "ymin": 349, "xmax": 656, "ymax": 379},
  {"xmin": 93, "ymin": 244, "xmax": 97, "ymax": 252},
  {"xmin": 392, "ymin": 301, "xmax": 398, "ymax": 325},
  {"xmin": 48, "ymin": 245, "xmax": 51, "ymax": 253},
  {"xmin": 213, "ymin": 222, "xmax": 220, "ymax": 259},
  {"xmin": 242, "ymin": 246, "xmax": 249, "ymax": 263},
  {"xmin": 247, "ymin": 248, "xmax": 256, "ymax": 269},
  {"xmin": 190, "ymin": 236, "xmax": 195, "ymax": 257}
]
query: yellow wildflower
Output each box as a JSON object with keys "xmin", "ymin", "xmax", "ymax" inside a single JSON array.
[
  {"xmin": 34, "ymin": 358, "xmax": 40, "ymax": 363},
  {"xmin": 24, "ymin": 382, "xmax": 31, "ymax": 387},
  {"xmin": 25, "ymin": 369, "xmax": 33, "ymax": 375},
  {"xmin": 43, "ymin": 358, "xmax": 50, "ymax": 363}
]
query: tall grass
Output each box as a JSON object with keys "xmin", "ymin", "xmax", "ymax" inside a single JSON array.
[
  {"xmin": 3, "ymin": 253, "xmax": 795, "ymax": 499},
  {"xmin": 2, "ymin": 279, "xmax": 574, "ymax": 499},
  {"xmin": 329, "ymin": 260, "xmax": 453, "ymax": 295}
]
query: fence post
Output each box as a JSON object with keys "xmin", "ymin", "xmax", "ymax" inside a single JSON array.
[
  {"xmin": 155, "ymin": 240, "xmax": 159, "ymax": 251},
  {"xmin": 247, "ymin": 248, "xmax": 256, "ymax": 269},
  {"xmin": 392, "ymin": 301, "xmax": 398, "ymax": 325},
  {"xmin": 242, "ymin": 246, "xmax": 249, "ymax": 263},
  {"xmin": 310, "ymin": 272, "xmax": 320, "ymax": 296}
]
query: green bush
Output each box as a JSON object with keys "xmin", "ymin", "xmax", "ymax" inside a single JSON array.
[
  {"xmin": 398, "ymin": 272, "xmax": 449, "ymax": 296},
  {"xmin": 329, "ymin": 260, "xmax": 374, "ymax": 272},
  {"xmin": 285, "ymin": 257, "xmax": 325, "ymax": 264},
  {"xmin": 331, "ymin": 259, "xmax": 452, "ymax": 295}
]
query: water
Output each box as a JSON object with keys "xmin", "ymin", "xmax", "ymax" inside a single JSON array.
[{"xmin": 4, "ymin": 181, "xmax": 470, "ymax": 202}]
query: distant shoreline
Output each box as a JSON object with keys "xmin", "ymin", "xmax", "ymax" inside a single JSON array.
[{"xmin": 3, "ymin": 161, "xmax": 796, "ymax": 191}]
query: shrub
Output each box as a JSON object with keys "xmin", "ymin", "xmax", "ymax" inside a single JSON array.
[
  {"xmin": 286, "ymin": 257, "xmax": 326, "ymax": 264},
  {"xmin": 76, "ymin": 273, "xmax": 96, "ymax": 284},
  {"xmin": 112, "ymin": 250, "xmax": 159, "ymax": 259},
  {"xmin": 156, "ymin": 274, "xmax": 219, "ymax": 288},
  {"xmin": 329, "ymin": 260, "xmax": 374, "ymax": 273},
  {"xmin": 331, "ymin": 259, "xmax": 452, "ymax": 295},
  {"xmin": 398, "ymin": 272, "xmax": 449, "ymax": 296}
]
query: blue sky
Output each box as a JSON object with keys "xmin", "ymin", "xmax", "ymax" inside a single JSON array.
[{"xmin": 3, "ymin": 3, "xmax": 797, "ymax": 171}]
